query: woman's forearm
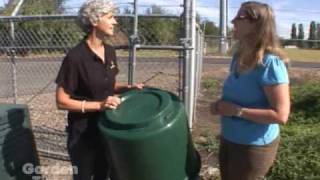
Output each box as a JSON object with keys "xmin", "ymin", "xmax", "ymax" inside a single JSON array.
[
  {"xmin": 56, "ymin": 87, "xmax": 102, "ymax": 112},
  {"xmin": 238, "ymin": 107, "xmax": 289, "ymax": 125},
  {"xmin": 114, "ymin": 83, "xmax": 130, "ymax": 93}
]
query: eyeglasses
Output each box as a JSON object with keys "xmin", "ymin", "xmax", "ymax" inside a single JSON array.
[
  {"xmin": 231, "ymin": 14, "xmax": 253, "ymax": 24},
  {"xmin": 232, "ymin": 8, "xmax": 259, "ymax": 23},
  {"xmin": 233, "ymin": 14, "xmax": 250, "ymax": 21}
]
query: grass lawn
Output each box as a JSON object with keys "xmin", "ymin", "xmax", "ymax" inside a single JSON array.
[
  {"xmin": 284, "ymin": 48, "xmax": 320, "ymax": 62},
  {"xmin": 206, "ymin": 48, "xmax": 320, "ymax": 62}
]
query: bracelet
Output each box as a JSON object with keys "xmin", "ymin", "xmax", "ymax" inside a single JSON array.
[
  {"xmin": 235, "ymin": 106, "xmax": 243, "ymax": 117},
  {"xmin": 81, "ymin": 100, "xmax": 86, "ymax": 113}
]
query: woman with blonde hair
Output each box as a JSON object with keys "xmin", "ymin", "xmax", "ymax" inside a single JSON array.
[
  {"xmin": 211, "ymin": 1, "xmax": 290, "ymax": 180},
  {"xmin": 55, "ymin": 0, "xmax": 143, "ymax": 179}
]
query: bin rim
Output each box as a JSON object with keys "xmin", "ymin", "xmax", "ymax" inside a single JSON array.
[{"xmin": 99, "ymin": 88, "xmax": 174, "ymax": 130}]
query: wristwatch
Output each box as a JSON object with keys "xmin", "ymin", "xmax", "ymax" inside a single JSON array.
[{"xmin": 235, "ymin": 106, "xmax": 243, "ymax": 117}]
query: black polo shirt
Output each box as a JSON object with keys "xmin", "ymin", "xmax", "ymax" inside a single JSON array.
[{"xmin": 55, "ymin": 41, "xmax": 119, "ymax": 141}]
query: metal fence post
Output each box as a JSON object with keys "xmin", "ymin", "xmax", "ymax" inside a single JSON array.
[
  {"xmin": 199, "ymin": 31, "xmax": 204, "ymax": 83},
  {"xmin": 128, "ymin": 0, "xmax": 139, "ymax": 85},
  {"xmin": 195, "ymin": 27, "xmax": 202, "ymax": 101},
  {"xmin": 9, "ymin": 21, "xmax": 17, "ymax": 104},
  {"xmin": 183, "ymin": 0, "xmax": 190, "ymax": 125},
  {"xmin": 219, "ymin": 0, "xmax": 229, "ymax": 54},
  {"xmin": 193, "ymin": 26, "xmax": 204, "ymax": 125},
  {"xmin": 183, "ymin": 0, "xmax": 197, "ymax": 128},
  {"xmin": 8, "ymin": 0, "xmax": 25, "ymax": 104}
]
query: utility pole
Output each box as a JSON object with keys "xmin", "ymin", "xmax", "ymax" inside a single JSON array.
[{"xmin": 219, "ymin": 0, "xmax": 228, "ymax": 54}]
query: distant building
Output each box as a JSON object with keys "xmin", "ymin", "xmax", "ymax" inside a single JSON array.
[{"xmin": 284, "ymin": 45, "xmax": 298, "ymax": 49}]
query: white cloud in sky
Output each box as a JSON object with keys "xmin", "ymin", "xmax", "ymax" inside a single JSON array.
[
  {"xmin": 204, "ymin": 0, "xmax": 318, "ymax": 39},
  {"xmin": 269, "ymin": 0, "xmax": 289, "ymax": 10},
  {"xmin": 197, "ymin": 7, "xmax": 219, "ymax": 23},
  {"xmin": 271, "ymin": 1, "xmax": 317, "ymax": 38},
  {"xmin": 138, "ymin": 0, "xmax": 182, "ymax": 6}
]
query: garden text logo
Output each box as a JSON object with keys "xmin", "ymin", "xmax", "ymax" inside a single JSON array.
[{"xmin": 22, "ymin": 163, "xmax": 78, "ymax": 180}]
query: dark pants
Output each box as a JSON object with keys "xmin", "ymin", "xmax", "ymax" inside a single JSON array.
[
  {"xmin": 67, "ymin": 133, "xmax": 110, "ymax": 180},
  {"xmin": 219, "ymin": 136, "xmax": 280, "ymax": 180}
]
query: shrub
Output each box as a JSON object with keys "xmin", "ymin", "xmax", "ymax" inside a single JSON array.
[
  {"xmin": 268, "ymin": 125, "xmax": 320, "ymax": 180},
  {"xmin": 268, "ymin": 81, "xmax": 320, "ymax": 180},
  {"xmin": 202, "ymin": 78, "xmax": 220, "ymax": 97},
  {"xmin": 289, "ymin": 81, "xmax": 320, "ymax": 125}
]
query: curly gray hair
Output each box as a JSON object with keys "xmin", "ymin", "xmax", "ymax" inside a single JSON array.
[{"xmin": 77, "ymin": 0, "xmax": 116, "ymax": 33}]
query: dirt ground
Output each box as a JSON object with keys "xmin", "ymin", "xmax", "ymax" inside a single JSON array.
[{"xmin": 192, "ymin": 64, "xmax": 320, "ymax": 180}]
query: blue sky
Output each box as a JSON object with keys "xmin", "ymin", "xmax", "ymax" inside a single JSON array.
[{"xmin": 1, "ymin": 0, "xmax": 319, "ymax": 38}]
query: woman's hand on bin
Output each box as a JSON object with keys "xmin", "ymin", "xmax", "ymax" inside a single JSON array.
[
  {"xmin": 100, "ymin": 96, "xmax": 121, "ymax": 110},
  {"xmin": 129, "ymin": 83, "xmax": 144, "ymax": 90}
]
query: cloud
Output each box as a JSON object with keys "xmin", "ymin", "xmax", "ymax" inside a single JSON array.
[
  {"xmin": 269, "ymin": 0, "xmax": 290, "ymax": 10},
  {"xmin": 197, "ymin": 6, "xmax": 219, "ymax": 22},
  {"xmin": 137, "ymin": 0, "xmax": 183, "ymax": 6},
  {"xmin": 273, "ymin": 8, "xmax": 316, "ymax": 39},
  {"xmin": 264, "ymin": 0, "xmax": 317, "ymax": 38}
]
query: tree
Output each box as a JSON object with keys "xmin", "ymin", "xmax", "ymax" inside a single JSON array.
[
  {"xmin": 201, "ymin": 20, "xmax": 219, "ymax": 36},
  {"xmin": 298, "ymin": 23, "xmax": 305, "ymax": 48},
  {"xmin": 139, "ymin": 5, "xmax": 180, "ymax": 45},
  {"xmin": 122, "ymin": 7, "xmax": 132, "ymax": 14},
  {"xmin": 16, "ymin": 0, "xmax": 80, "ymax": 54},
  {"xmin": 290, "ymin": 23, "xmax": 297, "ymax": 46},
  {"xmin": 317, "ymin": 23, "xmax": 320, "ymax": 48},
  {"xmin": 20, "ymin": 0, "xmax": 65, "ymax": 14},
  {"xmin": 117, "ymin": 8, "xmax": 134, "ymax": 39},
  {"xmin": 308, "ymin": 21, "xmax": 317, "ymax": 48},
  {"xmin": 291, "ymin": 23, "xmax": 297, "ymax": 39},
  {"xmin": 298, "ymin": 23, "xmax": 304, "ymax": 40},
  {"xmin": 145, "ymin": 5, "xmax": 166, "ymax": 15}
]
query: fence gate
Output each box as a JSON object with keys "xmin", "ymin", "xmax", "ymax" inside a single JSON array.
[{"xmin": 0, "ymin": 1, "xmax": 203, "ymax": 177}]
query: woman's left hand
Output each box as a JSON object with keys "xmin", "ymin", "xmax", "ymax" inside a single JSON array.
[
  {"xmin": 216, "ymin": 100, "xmax": 241, "ymax": 117},
  {"xmin": 130, "ymin": 83, "xmax": 144, "ymax": 90}
]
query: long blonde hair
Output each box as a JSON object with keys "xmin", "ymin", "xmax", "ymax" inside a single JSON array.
[{"xmin": 235, "ymin": 1, "xmax": 288, "ymax": 72}]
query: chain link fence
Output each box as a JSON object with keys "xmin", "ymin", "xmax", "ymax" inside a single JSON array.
[
  {"xmin": 203, "ymin": 35, "xmax": 233, "ymax": 56},
  {"xmin": 0, "ymin": 11, "xmax": 204, "ymax": 178}
]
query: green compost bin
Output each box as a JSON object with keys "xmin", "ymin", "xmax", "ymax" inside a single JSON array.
[
  {"xmin": 0, "ymin": 104, "xmax": 40, "ymax": 180},
  {"xmin": 98, "ymin": 88, "xmax": 201, "ymax": 180}
]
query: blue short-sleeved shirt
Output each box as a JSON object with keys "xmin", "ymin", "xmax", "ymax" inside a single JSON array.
[{"xmin": 221, "ymin": 54, "xmax": 289, "ymax": 145}]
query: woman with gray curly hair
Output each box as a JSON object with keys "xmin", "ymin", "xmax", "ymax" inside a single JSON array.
[{"xmin": 55, "ymin": 0, "xmax": 143, "ymax": 179}]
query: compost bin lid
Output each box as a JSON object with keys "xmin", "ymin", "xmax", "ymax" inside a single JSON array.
[{"xmin": 101, "ymin": 89, "xmax": 173, "ymax": 129}]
